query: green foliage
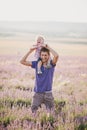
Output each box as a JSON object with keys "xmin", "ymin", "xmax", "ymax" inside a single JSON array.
[
  {"xmin": 75, "ymin": 124, "xmax": 87, "ymax": 130},
  {"xmin": 54, "ymin": 99, "xmax": 66, "ymax": 114},
  {"xmin": 22, "ymin": 116, "xmax": 32, "ymax": 122},
  {"xmin": 15, "ymin": 85, "xmax": 30, "ymax": 91},
  {"xmin": 0, "ymin": 99, "xmax": 4, "ymax": 109},
  {"xmin": 0, "ymin": 116, "xmax": 15, "ymax": 127},
  {"xmin": 48, "ymin": 115, "xmax": 55, "ymax": 124},
  {"xmin": 0, "ymin": 98, "xmax": 31, "ymax": 108},
  {"xmin": 21, "ymin": 115, "xmax": 36, "ymax": 123},
  {"xmin": 40, "ymin": 113, "xmax": 55, "ymax": 127},
  {"xmin": 40, "ymin": 113, "xmax": 47, "ymax": 124},
  {"xmin": 0, "ymin": 85, "xmax": 3, "ymax": 91},
  {"xmin": 79, "ymin": 102, "xmax": 84, "ymax": 106},
  {"xmin": 54, "ymin": 99, "xmax": 66, "ymax": 107},
  {"xmin": 16, "ymin": 99, "xmax": 31, "ymax": 107}
]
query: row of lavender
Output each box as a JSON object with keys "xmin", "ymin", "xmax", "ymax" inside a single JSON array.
[{"xmin": 0, "ymin": 55, "xmax": 87, "ymax": 130}]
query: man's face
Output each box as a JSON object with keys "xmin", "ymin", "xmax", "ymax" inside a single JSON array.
[{"xmin": 40, "ymin": 51, "xmax": 50, "ymax": 63}]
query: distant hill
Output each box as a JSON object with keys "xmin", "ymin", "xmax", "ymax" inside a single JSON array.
[{"xmin": 0, "ymin": 21, "xmax": 87, "ymax": 40}]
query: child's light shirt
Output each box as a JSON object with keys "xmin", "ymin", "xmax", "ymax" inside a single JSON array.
[{"xmin": 34, "ymin": 46, "xmax": 42, "ymax": 59}]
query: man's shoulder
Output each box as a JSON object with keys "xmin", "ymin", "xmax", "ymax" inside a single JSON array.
[
  {"xmin": 31, "ymin": 60, "xmax": 38, "ymax": 68},
  {"xmin": 50, "ymin": 60, "xmax": 56, "ymax": 67}
]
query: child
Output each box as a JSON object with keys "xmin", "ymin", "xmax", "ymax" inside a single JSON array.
[{"xmin": 32, "ymin": 36, "xmax": 51, "ymax": 74}]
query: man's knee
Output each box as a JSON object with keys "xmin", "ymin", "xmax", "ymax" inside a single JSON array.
[
  {"xmin": 31, "ymin": 104, "xmax": 42, "ymax": 112},
  {"xmin": 44, "ymin": 92, "xmax": 54, "ymax": 109},
  {"xmin": 31, "ymin": 105, "xmax": 38, "ymax": 113}
]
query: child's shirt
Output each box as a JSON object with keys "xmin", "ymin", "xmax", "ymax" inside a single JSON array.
[{"xmin": 34, "ymin": 46, "xmax": 42, "ymax": 59}]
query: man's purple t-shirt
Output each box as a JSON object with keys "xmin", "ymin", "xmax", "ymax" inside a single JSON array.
[{"xmin": 31, "ymin": 61, "xmax": 55, "ymax": 93}]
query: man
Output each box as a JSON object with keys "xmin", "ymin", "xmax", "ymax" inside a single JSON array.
[{"xmin": 20, "ymin": 44, "xmax": 59, "ymax": 112}]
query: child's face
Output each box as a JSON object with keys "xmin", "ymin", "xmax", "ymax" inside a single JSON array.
[{"xmin": 37, "ymin": 37, "xmax": 44, "ymax": 45}]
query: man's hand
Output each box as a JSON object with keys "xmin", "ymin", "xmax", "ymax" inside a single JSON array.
[
  {"xmin": 41, "ymin": 44, "xmax": 48, "ymax": 48},
  {"xmin": 30, "ymin": 45, "xmax": 37, "ymax": 51}
]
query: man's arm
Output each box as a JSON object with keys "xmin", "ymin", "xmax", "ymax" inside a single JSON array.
[
  {"xmin": 46, "ymin": 45, "xmax": 59, "ymax": 65},
  {"xmin": 20, "ymin": 48, "xmax": 35, "ymax": 66}
]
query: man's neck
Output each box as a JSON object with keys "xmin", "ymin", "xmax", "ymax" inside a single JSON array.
[{"xmin": 42, "ymin": 62, "xmax": 48, "ymax": 67}]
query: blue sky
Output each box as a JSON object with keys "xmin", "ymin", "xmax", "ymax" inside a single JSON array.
[{"xmin": 0, "ymin": 0, "xmax": 87, "ymax": 23}]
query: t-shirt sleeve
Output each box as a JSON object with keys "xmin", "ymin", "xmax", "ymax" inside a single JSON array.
[
  {"xmin": 50, "ymin": 60, "xmax": 56, "ymax": 67},
  {"xmin": 31, "ymin": 61, "xmax": 37, "ymax": 69}
]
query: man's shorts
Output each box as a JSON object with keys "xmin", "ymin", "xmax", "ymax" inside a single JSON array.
[{"xmin": 31, "ymin": 92, "xmax": 54, "ymax": 112}]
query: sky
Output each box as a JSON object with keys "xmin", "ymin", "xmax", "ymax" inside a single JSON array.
[{"xmin": 0, "ymin": 0, "xmax": 87, "ymax": 23}]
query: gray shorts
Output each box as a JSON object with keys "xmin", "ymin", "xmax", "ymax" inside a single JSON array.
[{"xmin": 31, "ymin": 92, "xmax": 54, "ymax": 112}]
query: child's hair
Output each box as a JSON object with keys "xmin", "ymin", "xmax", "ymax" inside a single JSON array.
[
  {"xmin": 40, "ymin": 47, "xmax": 50, "ymax": 55},
  {"xmin": 35, "ymin": 35, "xmax": 45, "ymax": 44}
]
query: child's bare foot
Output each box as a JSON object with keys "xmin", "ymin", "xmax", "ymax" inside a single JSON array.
[{"xmin": 37, "ymin": 70, "xmax": 42, "ymax": 74}]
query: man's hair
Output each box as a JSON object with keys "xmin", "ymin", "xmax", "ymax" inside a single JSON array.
[{"xmin": 40, "ymin": 47, "xmax": 50, "ymax": 55}]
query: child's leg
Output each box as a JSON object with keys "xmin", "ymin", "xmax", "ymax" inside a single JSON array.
[
  {"xmin": 47, "ymin": 57, "xmax": 52, "ymax": 68},
  {"xmin": 37, "ymin": 60, "xmax": 42, "ymax": 74}
]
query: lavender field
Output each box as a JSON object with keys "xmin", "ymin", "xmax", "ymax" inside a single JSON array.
[{"xmin": 0, "ymin": 38, "xmax": 87, "ymax": 130}]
